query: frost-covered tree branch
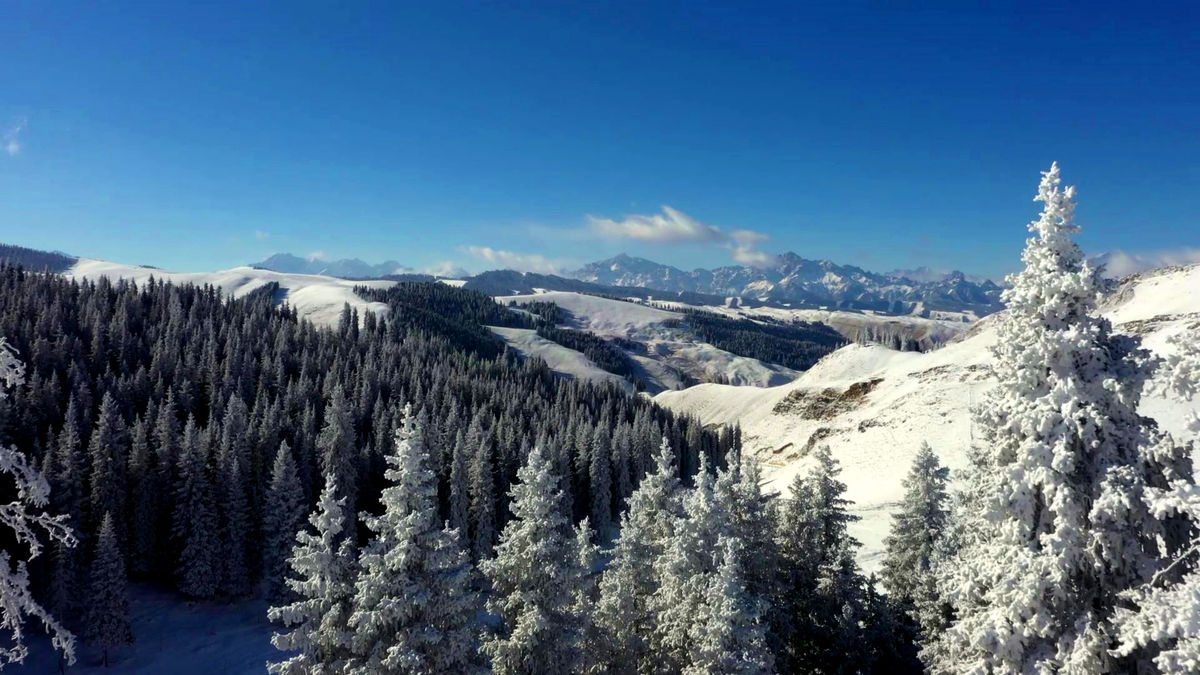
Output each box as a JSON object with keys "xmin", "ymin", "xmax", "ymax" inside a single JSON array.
[{"xmin": 0, "ymin": 337, "xmax": 78, "ymax": 668}]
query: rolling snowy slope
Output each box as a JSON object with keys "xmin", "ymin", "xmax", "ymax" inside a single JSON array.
[
  {"xmin": 488, "ymin": 326, "xmax": 635, "ymax": 393},
  {"xmin": 655, "ymin": 264, "xmax": 1200, "ymax": 572},
  {"xmin": 66, "ymin": 258, "xmax": 396, "ymax": 327},
  {"xmin": 497, "ymin": 291, "xmax": 800, "ymax": 389}
]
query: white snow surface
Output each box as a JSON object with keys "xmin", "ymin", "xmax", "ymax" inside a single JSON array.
[
  {"xmin": 655, "ymin": 264, "xmax": 1200, "ymax": 573},
  {"xmin": 66, "ymin": 258, "xmax": 395, "ymax": 327},
  {"xmin": 12, "ymin": 586, "xmax": 280, "ymax": 673},
  {"xmin": 488, "ymin": 326, "xmax": 634, "ymax": 393},
  {"xmin": 497, "ymin": 292, "xmax": 799, "ymax": 390}
]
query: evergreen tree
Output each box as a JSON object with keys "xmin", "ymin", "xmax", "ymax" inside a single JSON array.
[
  {"xmin": 347, "ymin": 405, "xmax": 483, "ymax": 674},
  {"xmin": 219, "ymin": 452, "xmax": 253, "ymax": 598},
  {"xmin": 127, "ymin": 418, "xmax": 159, "ymax": 577},
  {"xmin": 86, "ymin": 393, "xmax": 129, "ymax": 540},
  {"xmin": 268, "ymin": 477, "xmax": 358, "ymax": 674},
  {"xmin": 263, "ymin": 441, "xmax": 306, "ymax": 601},
  {"xmin": 589, "ymin": 425, "xmax": 612, "ymax": 533},
  {"xmin": 468, "ymin": 435, "xmax": 496, "ymax": 562},
  {"xmin": 650, "ymin": 454, "xmax": 728, "ymax": 671},
  {"xmin": 84, "ymin": 513, "xmax": 133, "ymax": 667},
  {"xmin": 880, "ymin": 441, "xmax": 949, "ymax": 641},
  {"xmin": 775, "ymin": 445, "xmax": 863, "ymax": 673},
  {"xmin": 684, "ymin": 538, "xmax": 774, "ymax": 675},
  {"xmin": 448, "ymin": 430, "xmax": 470, "ymax": 544},
  {"xmin": 596, "ymin": 437, "xmax": 682, "ymax": 674},
  {"xmin": 481, "ymin": 445, "xmax": 587, "ymax": 674},
  {"xmin": 929, "ymin": 164, "xmax": 1195, "ymax": 673},
  {"xmin": 318, "ymin": 385, "xmax": 358, "ymax": 512},
  {"xmin": 173, "ymin": 417, "xmax": 220, "ymax": 599}
]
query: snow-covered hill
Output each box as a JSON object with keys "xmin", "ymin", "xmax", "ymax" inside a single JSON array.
[
  {"xmin": 654, "ymin": 263, "xmax": 1200, "ymax": 572},
  {"xmin": 496, "ymin": 291, "xmax": 800, "ymax": 390},
  {"xmin": 66, "ymin": 258, "xmax": 397, "ymax": 327}
]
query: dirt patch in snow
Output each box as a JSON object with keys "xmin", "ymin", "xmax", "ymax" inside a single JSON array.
[{"xmin": 772, "ymin": 377, "xmax": 883, "ymax": 419}]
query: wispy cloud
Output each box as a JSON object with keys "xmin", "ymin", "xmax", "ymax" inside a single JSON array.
[
  {"xmin": 306, "ymin": 250, "xmax": 328, "ymax": 262},
  {"xmin": 1095, "ymin": 247, "xmax": 1200, "ymax": 278},
  {"xmin": 589, "ymin": 205, "xmax": 725, "ymax": 243},
  {"xmin": 422, "ymin": 261, "xmax": 469, "ymax": 278},
  {"xmin": 463, "ymin": 246, "xmax": 570, "ymax": 274},
  {"xmin": 587, "ymin": 205, "xmax": 775, "ymax": 267},
  {"xmin": 254, "ymin": 230, "xmax": 271, "ymax": 241},
  {"xmin": 4, "ymin": 117, "xmax": 27, "ymax": 157}
]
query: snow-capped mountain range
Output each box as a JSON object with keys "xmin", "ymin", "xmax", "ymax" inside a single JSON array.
[
  {"xmin": 569, "ymin": 253, "xmax": 1005, "ymax": 315},
  {"xmin": 252, "ymin": 253, "xmax": 413, "ymax": 279}
]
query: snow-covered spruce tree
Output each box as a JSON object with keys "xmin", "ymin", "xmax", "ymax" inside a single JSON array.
[
  {"xmin": 589, "ymin": 424, "xmax": 612, "ymax": 533},
  {"xmin": 173, "ymin": 416, "xmax": 221, "ymax": 599},
  {"xmin": 1112, "ymin": 328, "xmax": 1200, "ymax": 673},
  {"xmin": 0, "ymin": 337, "xmax": 77, "ymax": 667},
  {"xmin": 346, "ymin": 405, "xmax": 483, "ymax": 674},
  {"xmin": 263, "ymin": 441, "xmax": 307, "ymax": 601},
  {"xmin": 684, "ymin": 538, "xmax": 774, "ymax": 675},
  {"xmin": 880, "ymin": 442, "xmax": 949, "ymax": 636},
  {"xmin": 127, "ymin": 418, "xmax": 159, "ymax": 578},
  {"xmin": 572, "ymin": 517, "xmax": 605, "ymax": 674},
  {"xmin": 928, "ymin": 163, "xmax": 1195, "ymax": 673},
  {"xmin": 268, "ymin": 476, "xmax": 359, "ymax": 674},
  {"xmin": 86, "ymin": 393, "xmax": 129, "ymax": 541},
  {"xmin": 774, "ymin": 445, "xmax": 863, "ymax": 674},
  {"xmin": 650, "ymin": 454, "xmax": 730, "ymax": 672},
  {"xmin": 468, "ymin": 435, "xmax": 496, "ymax": 562},
  {"xmin": 595, "ymin": 436, "xmax": 683, "ymax": 674},
  {"xmin": 448, "ymin": 430, "xmax": 471, "ymax": 543},
  {"xmin": 84, "ymin": 512, "xmax": 133, "ymax": 667},
  {"xmin": 481, "ymin": 444, "xmax": 590, "ymax": 674},
  {"xmin": 318, "ymin": 385, "xmax": 359, "ymax": 513}
]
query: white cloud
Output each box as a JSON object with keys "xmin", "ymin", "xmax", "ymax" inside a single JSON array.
[
  {"xmin": 1094, "ymin": 248, "xmax": 1200, "ymax": 278},
  {"xmin": 589, "ymin": 205, "xmax": 725, "ymax": 243},
  {"xmin": 4, "ymin": 118, "xmax": 26, "ymax": 157},
  {"xmin": 423, "ymin": 261, "xmax": 469, "ymax": 278},
  {"xmin": 587, "ymin": 205, "xmax": 774, "ymax": 266},
  {"xmin": 463, "ymin": 246, "xmax": 567, "ymax": 274},
  {"xmin": 254, "ymin": 230, "xmax": 271, "ymax": 241},
  {"xmin": 306, "ymin": 251, "xmax": 328, "ymax": 262}
]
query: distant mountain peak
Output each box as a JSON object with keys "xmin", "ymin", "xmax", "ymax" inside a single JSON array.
[
  {"xmin": 251, "ymin": 253, "xmax": 410, "ymax": 279},
  {"xmin": 569, "ymin": 253, "xmax": 1005, "ymax": 315}
]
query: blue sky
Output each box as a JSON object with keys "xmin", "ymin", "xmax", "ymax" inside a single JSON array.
[{"xmin": 1, "ymin": 1, "xmax": 1196, "ymax": 279}]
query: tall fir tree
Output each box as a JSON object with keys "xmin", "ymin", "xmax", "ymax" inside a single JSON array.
[
  {"xmin": 268, "ymin": 477, "xmax": 358, "ymax": 674},
  {"xmin": 880, "ymin": 441, "xmax": 950, "ymax": 641},
  {"xmin": 468, "ymin": 434, "xmax": 496, "ymax": 562},
  {"xmin": 595, "ymin": 437, "xmax": 683, "ymax": 674},
  {"xmin": 481, "ymin": 445, "xmax": 590, "ymax": 674},
  {"xmin": 929, "ymin": 164, "xmax": 1195, "ymax": 673},
  {"xmin": 347, "ymin": 405, "xmax": 483, "ymax": 674},
  {"xmin": 775, "ymin": 445, "xmax": 863, "ymax": 674},
  {"xmin": 589, "ymin": 425, "xmax": 612, "ymax": 533},
  {"xmin": 317, "ymin": 385, "xmax": 359, "ymax": 513},
  {"xmin": 263, "ymin": 441, "xmax": 306, "ymax": 601},
  {"xmin": 84, "ymin": 513, "xmax": 133, "ymax": 668},
  {"xmin": 172, "ymin": 417, "xmax": 220, "ymax": 599},
  {"xmin": 86, "ymin": 393, "xmax": 129, "ymax": 542},
  {"xmin": 683, "ymin": 538, "xmax": 774, "ymax": 675}
]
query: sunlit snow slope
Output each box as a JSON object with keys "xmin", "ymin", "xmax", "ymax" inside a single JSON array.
[
  {"xmin": 655, "ymin": 264, "xmax": 1200, "ymax": 572},
  {"xmin": 66, "ymin": 258, "xmax": 396, "ymax": 327}
]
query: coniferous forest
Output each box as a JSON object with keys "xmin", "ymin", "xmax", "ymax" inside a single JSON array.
[{"xmin": 0, "ymin": 167, "xmax": 1196, "ymax": 674}]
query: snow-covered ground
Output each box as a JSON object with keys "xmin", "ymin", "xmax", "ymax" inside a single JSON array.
[
  {"xmin": 66, "ymin": 258, "xmax": 396, "ymax": 328},
  {"xmin": 655, "ymin": 264, "xmax": 1200, "ymax": 573},
  {"xmin": 12, "ymin": 586, "xmax": 279, "ymax": 674},
  {"xmin": 497, "ymin": 291, "xmax": 801, "ymax": 390},
  {"xmin": 488, "ymin": 326, "xmax": 635, "ymax": 393}
]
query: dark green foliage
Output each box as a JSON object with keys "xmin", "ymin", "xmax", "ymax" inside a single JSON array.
[
  {"xmin": 0, "ymin": 265, "xmax": 722, "ymax": 618},
  {"xmin": 535, "ymin": 326, "xmax": 635, "ymax": 378},
  {"xmin": 0, "ymin": 242, "xmax": 77, "ymax": 273},
  {"xmin": 664, "ymin": 309, "xmax": 846, "ymax": 371}
]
